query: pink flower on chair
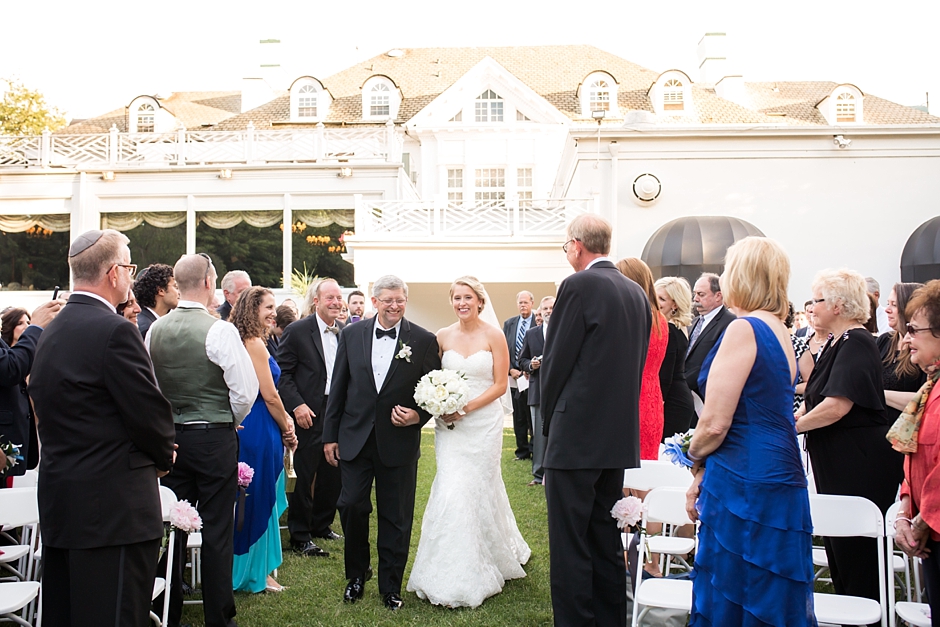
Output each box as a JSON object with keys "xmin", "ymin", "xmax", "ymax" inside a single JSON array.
[
  {"xmin": 611, "ymin": 496, "xmax": 645, "ymax": 529},
  {"xmin": 169, "ymin": 500, "xmax": 203, "ymax": 533},
  {"xmin": 237, "ymin": 462, "xmax": 255, "ymax": 488}
]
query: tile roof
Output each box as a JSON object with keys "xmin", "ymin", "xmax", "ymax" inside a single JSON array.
[{"xmin": 59, "ymin": 91, "xmax": 242, "ymax": 134}]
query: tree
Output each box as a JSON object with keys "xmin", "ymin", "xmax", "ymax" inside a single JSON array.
[{"xmin": 0, "ymin": 78, "xmax": 67, "ymax": 136}]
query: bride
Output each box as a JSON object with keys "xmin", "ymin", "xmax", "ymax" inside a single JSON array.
[{"xmin": 406, "ymin": 276, "xmax": 531, "ymax": 608}]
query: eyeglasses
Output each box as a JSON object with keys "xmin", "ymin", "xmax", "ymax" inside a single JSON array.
[
  {"xmin": 562, "ymin": 238, "xmax": 581, "ymax": 253},
  {"xmin": 110, "ymin": 263, "xmax": 137, "ymax": 278},
  {"xmin": 377, "ymin": 298, "xmax": 407, "ymax": 306},
  {"xmin": 197, "ymin": 252, "xmax": 213, "ymax": 282},
  {"xmin": 905, "ymin": 323, "xmax": 938, "ymax": 337}
]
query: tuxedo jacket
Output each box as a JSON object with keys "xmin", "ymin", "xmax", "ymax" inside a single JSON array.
[
  {"xmin": 29, "ymin": 294, "xmax": 175, "ymax": 549},
  {"xmin": 322, "ymin": 317, "xmax": 441, "ymax": 467},
  {"xmin": 503, "ymin": 313, "xmax": 536, "ymax": 372},
  {"xmin": 518, "ymin": 325, "xmax": 545, "ymax": 407},
  {"xmin": 276, "ymin": 314, "xmax": 345, "ymax": 419},
  {"xmin": 136, "ymin": 307, "xmax": 157, "ymax": 340},
  {"xmin": 216, "ymin": 300, "xmax": 232, "ymax": 322},
  {"xmin": 541, "ymin": 261, "xmax": 651, "ymax": 470},
  {"xmin": 684, "ymin": 306, "xmax": 736, "ymax": 396},
  {"xmin": 0, "ymin": 325, "xmax": 43, "ymax": 477}
]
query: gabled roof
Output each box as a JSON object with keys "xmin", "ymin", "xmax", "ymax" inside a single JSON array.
[{"xmin": 60, "ymin": 91, "xmax": 242, "ymax": 134}]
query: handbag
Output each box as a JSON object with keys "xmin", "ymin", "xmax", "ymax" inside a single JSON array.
[{"xmin": 284, "ymin": 448, "xmax": 297, "ymax": 494}]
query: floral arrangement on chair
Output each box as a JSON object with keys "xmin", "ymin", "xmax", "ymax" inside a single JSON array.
[{"xmin": 235, "ymin": 462, "xmax": 254, "ymax": 532}]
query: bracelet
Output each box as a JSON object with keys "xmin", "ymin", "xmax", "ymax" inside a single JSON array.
[
  {"xmin": 687, "ymin": 450, "xmax": 703, "ymax": 463},
  {"xmin": 895, "ymin": 517, "xmax": 913, "ymax": 530}
]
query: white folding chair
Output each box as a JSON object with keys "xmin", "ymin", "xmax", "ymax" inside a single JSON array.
[
  {"xmin": 809, "ymin": 493, "xmax": 887, "ymax": 627},
  {"xmin": 623, "ymin": 460, "xmax": 693, "ymax": 492},
  {"xmin": 10, "ymin": 471, "xmax": 37, "ymax": 489},
  {"xmin": 151, "ymin": 485, "xmax": 178, "ymax": 627},
  {"xmin": 182, "ymin": 532, "xmax": 203, "ymax": 606},
  {"xmin": 885, "ymin": 502, "xmax": 931, "ymax": 627},
  {"xmin": 0, "ymin": 581, "xmax": 41, "ymax": 627},
  {"xmin": 631, "ymin": 487, "xmax": 694, "ymax": 627},
  {"xmin": 0, "ymin": 489, "xmax": 39, "ymax": 584}
]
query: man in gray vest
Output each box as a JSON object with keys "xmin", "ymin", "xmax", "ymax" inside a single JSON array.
[{"xmin": 148, "ymin": 253, "xmax": 258, "ymax": 627}]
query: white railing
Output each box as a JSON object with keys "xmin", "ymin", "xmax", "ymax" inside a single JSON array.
[
  {"xmin": 0, "ymin": 121, "xmax": 404, "ymax": 169},
  {"xmin": 356, "ymin": 196, "xmax": 596, "ymax": 237}
]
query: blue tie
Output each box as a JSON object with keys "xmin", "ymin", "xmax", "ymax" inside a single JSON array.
[{"xmin": 515, "ymin": 317, "xmax": 529, "ymax": 358}]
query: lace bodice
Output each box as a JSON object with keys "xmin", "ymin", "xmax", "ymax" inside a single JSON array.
[{"xmin": 442, "ymin": 349, "xmax": 495, "ymax": 397}]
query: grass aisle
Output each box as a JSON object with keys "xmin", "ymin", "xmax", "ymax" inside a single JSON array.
[{"xmin": 182, "ymin": 430, "xmax": 554, "ymax": 626}]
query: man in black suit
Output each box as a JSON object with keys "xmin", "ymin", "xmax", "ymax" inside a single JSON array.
[
  {"xmin": 277, "ymin": 278, "xmax": 345, "ymax": 557},
  {"xmin": 29, "ymin": 229, "xmax": 176, "ymax": 626},
  {"xmin": 323, "ymin": 275, "xmax": 441, "ymax": 611},
  {"xmin": 684, "ymin": 272, "xmax": 736, "ymax": 406},
  {"xmin": 518, "ymin": 295, "xmax": 554, "ymax": 487},
  {"xmin": 541, "ymin": 215, "xmax": 651, "ymax": 627},
  {"xmin": 503, "ymin": 290, "xmax": 536, "ymax": 461},
  {"xmin": 795, "ymin": 299, "xmax": 814, "ymax": 338},
  {"xmin": 133, "ymin": 263, "xmax": 179, "ymax": 339},
  {"xmin": 216, "ymin": 269, "xmax": 250, "ymax": 321}
]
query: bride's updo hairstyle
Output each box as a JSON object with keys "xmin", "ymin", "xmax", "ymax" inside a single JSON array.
[{"xmin": 450, "ymin": 276, "xmax": 487, "ymax": 313}]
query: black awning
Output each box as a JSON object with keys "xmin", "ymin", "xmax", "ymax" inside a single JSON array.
[
  {"xmin": 641, "ymin": 216, "xmax": 765, "ymax": 283},
  {"xmin": 901, "ymin": 217, "xmax": 940, "ymax": 283}
]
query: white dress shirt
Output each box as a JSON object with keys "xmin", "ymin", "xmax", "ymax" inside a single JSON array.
[
  {"xmin": 697, "ymin": 305, "xmax": 723, "ymax": 333},
  {"xmin": 146, "ymin": 300, "xmax": 259, "ymax": 425},
  {"xmin": 315, "ymin": 313, "xmax": 339, "ymax": 394},
  {"xmin": 146, "ymin": 306, "xmax": 161, "ymax": 319},
  {"xmin": 372, "ymin": 320, "xmax": 402, "ymax": 391},
  {"xmin": 585, "ymin": 256, "xmax": 613, "ymax": 270}
]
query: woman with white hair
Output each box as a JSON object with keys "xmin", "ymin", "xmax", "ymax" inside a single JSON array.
[{"xmin": 796, "ymin": 268, "xmax": 903, "ymax": 606}]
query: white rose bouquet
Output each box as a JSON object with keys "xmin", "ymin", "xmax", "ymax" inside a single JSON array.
[{"xmin": 414, "ymin": 369, "xmax": 470, "ymax": 430}]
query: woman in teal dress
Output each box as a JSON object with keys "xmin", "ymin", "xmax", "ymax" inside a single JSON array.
[
  {"xmin": 685, "ymin": 237, "xmax": 816, "ymax": 627},
  {"xmin": 230, "ymin": 287, "xmax": 298, "ymax": 593}
]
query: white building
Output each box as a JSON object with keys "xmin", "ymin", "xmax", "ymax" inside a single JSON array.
[{"xmin": 1, "ymin": 36, "xmax": 938, "ymax": 329}]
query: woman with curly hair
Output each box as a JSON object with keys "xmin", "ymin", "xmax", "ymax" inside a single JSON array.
[{"xmin": 230, "ymin": 286, "xmax": 298, "ymax": 593}]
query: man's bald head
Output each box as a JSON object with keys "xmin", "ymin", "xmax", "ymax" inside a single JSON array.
[{"xmin": 174, "ymin": 254, "xmax": 217, "ymax": 304}]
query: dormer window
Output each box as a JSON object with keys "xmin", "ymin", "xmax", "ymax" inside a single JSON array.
[
  {"xmin": 137, "ymin": 104, "xmax": 155, "ymax": 133},
  {"xmin": 649, "ymin": 70, "xmax": 693, "ymax": 117},
  {"xmin": 290, "ymin": 77, "xmax": 330, "ymax": 122},
  {"xmin": 817, "ymin": 84, "xmax": 864, "ymax": 125},
  {"xmin": 370, "ymin": 83, "xmax": 390, "ymax": 117},
  {"xmin": 475, "ymin": 90, "xmax": 503, "ymax": 123},
  {"xmin": 836, "ymin": 93, "xmax": 856, "ymax": 122},
  {"xmin": 361, "ymin": 76, "xmax": 400, "ymax": 120},
  {"xmin": 579, "ymin": 72, "xmax": 619, "ymax": 118},
  {"xmin": 589, "ymin": 80, "xmax": 610, "ymax": 112},
  {"xmin": 298, "ymin": 85, "xmax": 318, "ymax": 118},
  {"xmin": 663, "ymin": 80, "xmax": 684, "ymax": 111}
]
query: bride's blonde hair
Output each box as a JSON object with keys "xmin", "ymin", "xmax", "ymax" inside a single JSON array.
[{"xmin": 450, "ymin": 276, "xmax": 487, "ymax": 313}]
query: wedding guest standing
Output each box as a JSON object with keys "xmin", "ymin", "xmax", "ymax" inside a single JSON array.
[
  {"xmin": 796, "ymin": 268, "xmax": 903, "ymax": 606},
  {"xmin": 148, "ymin": 253, "xmax": 258, "ymax": 627},
  {"xmin": 654, "ymin": 277, "xmax": 695, "ymax": 440},
  {"xmin": 347, "ymin": 290, "xmax": 366, "ymax": 323},
  {"xmin": 230, "ymin": 287, "xmax": 298, "ymax": 593},
  {"xmin": 503, "ymin": 291, "xmax": 536, "ymax": 461},
  {"xmin": 786, "ymin": 304, "xmax": 815, "ymax": 415},
  {"xmin": 133, "ymin": 263, "xmax": 179, "ymax": 339},
  {"xmin": 217, "ymin": 269, "xmax": 250, "ymax": 321},
  {"xmin": 30, "ymin": 229, "xmax": 173, "ymax": 626},
  {"xmin": 685, "ymin": 273, "xmax": 735, "ymax": 407},
  {"xmin": 890, "ymin": 280, "xmax": 940, "ymax": 625},
  {"xmin": 616, "ymin": 258, "xmax": 667, "ymax": 458},
  {"xmin": 879, "ymin": 282, "xmax": 926, "ymax": 423},
  {"xmin": 519, "ymin": 296, "xmax": 554, "ymax": 486},
  {"xmin": 541, "ymin": 215, "xmax": 650, "ymax": 627}
]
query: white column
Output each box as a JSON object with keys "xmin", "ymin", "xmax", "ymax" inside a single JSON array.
[
  {"xmin": 186, "ymin": 195, "xmax": 196, "ymax": 254},
  {"xmin": 608, "ymin": 141, "xmax": 619, "ymax": 258},
  {"xmin": 282, "ymin": 194, "xmax": 292, "ymax": 290}
]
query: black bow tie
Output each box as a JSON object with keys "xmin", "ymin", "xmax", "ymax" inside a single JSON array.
[{"xmin": 376, "ymin": 327, "xmax": 397, "ymax": 340}]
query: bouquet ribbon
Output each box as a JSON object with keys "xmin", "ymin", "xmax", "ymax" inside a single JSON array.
[{"xmin": 887, "ymin": 359, "xmax": 940, "ymax": 454}]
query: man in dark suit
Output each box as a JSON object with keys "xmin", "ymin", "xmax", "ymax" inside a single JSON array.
[
  {"xmin": 29, "ymin": 229, "xmax": 176, "ymax": 626},
  {"xmin": 684, "ymin": 273, "xmax": 736, "ymax": 406},
  {"xmin": 518, "ymin": 295, "xmax": 554, "ymax": 487},
  {"xmin": 503, "ymin": 290, "xmax": 536, "ymax": 461},
  {"xmin": 541, "ymin": 215, "xmax": 651, "ymax": 627},
  {"xmin": 323, "ymin": 275, "xmax": 441, "ymax": 611},
  {"xmin": 132, "ymin": 262, "xmax": 179, "ymax": 339},
  {"xmin": 216, "ymin": 269, "xmax": 250, "ymax": 321},
  {"xmin": 277, "ymin": 278, "xmax": 345, "ymax": 557},
  {"xmin": 795, "ymin": 299, "xmax": 814, "ymax": 338}
]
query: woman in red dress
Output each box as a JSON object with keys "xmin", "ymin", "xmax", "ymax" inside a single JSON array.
[{"xmin": 616, "ymin": 258, "xmax": 668, "ymax": 460}]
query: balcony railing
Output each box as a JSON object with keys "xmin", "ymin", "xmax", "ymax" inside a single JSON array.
[
  {"xmin": 355, "ymin": 196, "xmax": 597, "ymax": 238},
  {"xmin": 0, "ymin": 121, "xmax": 404, "ymax": 169}
]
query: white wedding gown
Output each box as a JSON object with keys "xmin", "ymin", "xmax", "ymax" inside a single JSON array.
[{"xmin": 406, "ymin": 349, "xmax": 531, "ymax": 608}]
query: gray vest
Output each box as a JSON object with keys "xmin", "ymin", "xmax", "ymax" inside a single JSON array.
[{"xmin": 149, "ymin": 307, "xmax": 234, "ymax": 425}]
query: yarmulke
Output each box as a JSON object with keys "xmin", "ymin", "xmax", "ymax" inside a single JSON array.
[{"xmin": 68, "ymin": 230, "xmax": 105, "ymax": 257}]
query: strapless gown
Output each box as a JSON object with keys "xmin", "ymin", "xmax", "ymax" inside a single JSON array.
[{"xmin": 406, "ymin": 349, "xmax": 531, "ymax": 608}]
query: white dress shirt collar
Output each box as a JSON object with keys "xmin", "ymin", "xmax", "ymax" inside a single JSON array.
[
  {"xmin": 146, "ymin": 306, "xmax": 161, "ymax": 319},
  {"xmin": 586, "ymin": 256, "xmax": 613, "ymax": 270},
  {"xmin": 315, "ymin": 312, "xmax": 339, "ymax": 394},
  {"xmin": 72, "ymin": 290, "xmax": 117, "ymax": 314},
  {"xmin": 699, "ymin": 305, "xmax": 723, "ymax": 330},
  {"xmin": 176, "ymin": 300, "xmax": 208, "ymax": 311}
]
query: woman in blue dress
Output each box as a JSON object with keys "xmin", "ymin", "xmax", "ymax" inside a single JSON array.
[
  {"xmin": 230, "ymin": 287, "xmax": 298, "ymax": 593},
  {"xmin": 685, "ymin": 237, "xmax": 817, "ymax": 627}
]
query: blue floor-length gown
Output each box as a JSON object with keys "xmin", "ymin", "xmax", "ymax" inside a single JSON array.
[
  {"xmin": 233, "ymin": 355, "xmax": 287, "ymax": 593},
  {"xmin": 691, "ymin": 317, "xmax": 817, "ymax": 627}
]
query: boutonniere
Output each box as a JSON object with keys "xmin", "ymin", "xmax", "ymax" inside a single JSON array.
[{"xmin": 395, "ymin": 340, "xmax": 412, "ymax": 362}]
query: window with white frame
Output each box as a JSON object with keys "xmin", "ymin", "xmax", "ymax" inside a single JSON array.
[
  {"xmin": 474, "ymin": 168, "xmax": 505, "ymax": 204},
  {"xmin": 475, "ymin": 90, "xmax": 504, "ymax": 122},
  {"xmin": 517, "ymin": 168, "xmax": 533, "ymax": 207},
  {"xmin": 137, "ymin": 104, "xmax": 155, "ymax": 133},
  {"xmin": 290, "ymin": 78, "xmax": 329, "ymax": 122},
  {"xmin": 298, "ymin": 85, "xmax": 318, "ymax": 118},
  {"xmin": 447, "ymin": 168, "xmax": 464, "ymax": 204},
  {"xmin": 516, "ymin": 110, "xmax": 530, "ymax": 122},
  {"xmin": 663, "ymin": 79, "xmax": 684, "ymax": 111},
  {"xmin": 370, "ymin": 83, "xmax": 390, "ymax": 117},
  {"xmin": 835, "ymin": 92, "xmax": 856, "ymax": 122},
  {"xmin": 589, "ymin": 80, "xmax": 610, "ymax": 112}
]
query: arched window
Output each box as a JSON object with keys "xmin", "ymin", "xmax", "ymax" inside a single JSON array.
[
  {"xmin": 663, "ymin": 79, "xmax": 684, "ymax": 111},
  {"xmin": 589, "ymin": 80, "xmax": 610, "ymax": 112},
  {"xmin": 475, "ymin": 90, "xmax": 503, "ymax": 123},
  {"xmin": 137, "ymin": 104, "xmax": 155, "ymax": 133},
  {"xmin": 579, "ymin": 72, "xmax": 619, "ymax": 118},
  {"xmin": 836, "ymin": 92, "xmax": 856, "ymax": 123},
  {"xmin": 298, "ymin": 85, "xmax": 318, "ymax": 118},
  {"xmin": 370, "ymin": 83, "xmax": 390, "ymax": 117}
]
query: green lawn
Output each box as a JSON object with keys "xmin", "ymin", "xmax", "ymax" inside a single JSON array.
[{"xmin": 181, "ymin": 430, "xmax": 554, "ymax": 626}]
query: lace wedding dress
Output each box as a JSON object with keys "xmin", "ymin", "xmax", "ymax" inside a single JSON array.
[{"xmin": 406, "ymin": 349, "xmax": 531, "ymax": 608}]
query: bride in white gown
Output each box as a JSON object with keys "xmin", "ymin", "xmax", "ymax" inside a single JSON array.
[{"xmin": 406, "ymin": 276, "xmax": 531, "ymax": 608}]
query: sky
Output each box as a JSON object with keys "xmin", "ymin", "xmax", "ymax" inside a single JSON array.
[{"xmin": 2, "ymin": 0, "xmax": 937, "ymax": 121}]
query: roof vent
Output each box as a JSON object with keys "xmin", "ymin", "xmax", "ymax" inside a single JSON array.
[{"xmin": 387, "ymin": 49, "xmax": 404, "ymax": 58}]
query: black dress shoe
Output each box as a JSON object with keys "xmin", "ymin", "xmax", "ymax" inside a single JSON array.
[
  {"xmin": 383, "ymin": 592, "xmax": 404, "ymax": 610},
  {"xmin": 290, "ymin": 540, "xmax": 329, "ymax": 557},
  {"xmin": 313, "ymin": 529, "xmax": 343, "ymax": 541},
  {"xmin": 343, "ymin": 567, "xmax": 373, "ymax": 604}
]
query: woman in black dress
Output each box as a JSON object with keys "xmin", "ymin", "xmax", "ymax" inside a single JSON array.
[
  {"xmin": 879, "ymin": 282, "xmax": 926, "ymax": 422},
  {"xmin": 655, "ymin": 276, "xmax": 696, "ymax": 440},
  {"xmin": 796, "ymin": 268, "xmax": 904, "ymax": 606}
]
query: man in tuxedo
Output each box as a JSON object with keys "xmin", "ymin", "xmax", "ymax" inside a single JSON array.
[
  {"xmin": 277, "ymin": 278, "xmax": 345, "ymax": 557},
  {"xmin": 323, "ymin": 275, "xmax": 441, "ymax": 611},
  {"xmin": 347, "ymin": 290, "xmax": 366, "ymax": 324},
  {"xmin": 541, "ymin": 215, "xmax": 651, "ymax": 627},
  {"xmin": 503, "ymin": 290, "xmax": 536, "ymax": 461},
  {"xmin": 29, "ymin": 229, "xmax": 176, "ymax": 626},
  {"xmin": 518, "ymin": 295, "xmax": 554, "ymax": 487},
  {"xmin": 133, "ymin": 263, "xmax": 180, "ymax": 339},
  {"xmin": 216, "ymin": 269, "xmax": 250, "ymax": 321},
  {"xmin": 684, "ymin": 273, "xmax": 736, "ymax": 404}
]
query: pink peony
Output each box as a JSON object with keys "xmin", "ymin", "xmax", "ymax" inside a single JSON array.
[
  {"xmin": 610, "ymin": 496, "xmax": 645, "ymax": 529},
  {"xmin": 169, "ymin": 500, "xmax": 203, "ymax": 533},
  {"xmin": 237, "ymin": 462, "xmax": 254, "ymax": 488}
]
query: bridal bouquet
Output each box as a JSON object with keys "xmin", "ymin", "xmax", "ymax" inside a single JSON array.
[
  {"xmin": 414, "ymin": 369, "xmax": 470, "ymax": 430},
  {"xmin": 662, "ymin": 428, "xmax": 696, "ymax": 468}
]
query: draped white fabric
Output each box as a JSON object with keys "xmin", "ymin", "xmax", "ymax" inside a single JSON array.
[
  {"xmin": 0, "ymin": 214, "xmax": 71, "ymax": 233},
  {"xmin": 98, "ymin": 210, "xmax": 354, "ymax": 231}
]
